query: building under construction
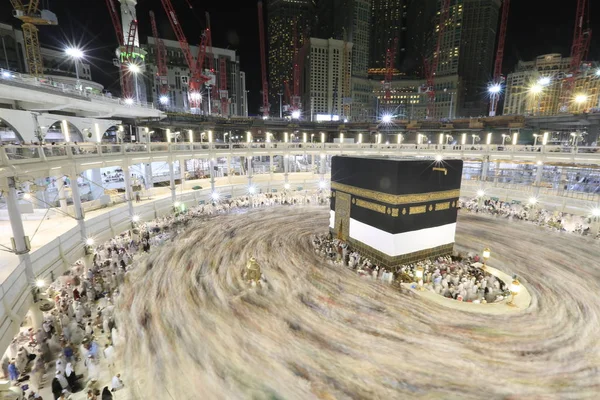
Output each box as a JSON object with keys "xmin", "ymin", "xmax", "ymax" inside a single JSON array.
[{"xmin": 143, "ymin": 37, "xmax": 247, "ymax": 116}]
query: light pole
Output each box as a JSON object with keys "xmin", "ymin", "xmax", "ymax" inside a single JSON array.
[
  {"xmin": 529, "ymin": 84, "xmax": 543, "ymax": 115},
  {"xmin": 488, "ymin": 83, "xmax": 501, "ymax": 117},
  {"xmin": 128, "ymin": 63, "xmax": 141, "ymax": 103},
  {"xmin": 277, "ymin": 92, "xmax": 283, "ymax": 118},
  {"xmin": 65, "ymin": 47, "xmax": 84, "ymax": 90}
]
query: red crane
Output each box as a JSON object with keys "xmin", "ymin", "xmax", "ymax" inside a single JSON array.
[
  {"xmin": 204, "ymin": 12, "xmax": 220, "ymax": 115},
  {"xmin": 425, "ymin": 0, "xmax": 451, "ymax": 119},
  {"xmin": 559, "ymin": 0, "xmax": 592, "ymax": 113},
  {"xmin": 160, "ymin": 0, "xmax": 207, "ymax": 110},
  {"xmin": 488, "ymin": 0, "xmax": 510, "ymax": 117},
  {"xmin": 149, "ymin": 10, "xmax": 169, "ymax": 102},
  {"xmin": 383, "ymin": 38, "xmax": 398, "ymax": 106},
  {"xmin": 104, "ymin": 0, "xmax": 137, "ymax": 99},
  {"xmin": 258, "ymin": 1, "xmax": 270, "ymax": 117}
]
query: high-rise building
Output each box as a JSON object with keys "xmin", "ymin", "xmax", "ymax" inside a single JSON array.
[
  {"xmin": 369, "ymin": 0, "xmax": 406, "ymax": 73},
  {"xmin": 503, "ymin": 53, "xmax": 600, "ymax": 116},
  {"xmin": 403, "ymin": 0, "xmax": 437, "ymax": 75},
  {"xmin": 143, "ymin": 37, "xmax": 246, "ymax": 116},
  {"xmin": 267, "ymin": 0, "xmax": 315, "ymax": 113},
  {"xmin": 301, "ymin": 38, "xmax": 353, "ymax": 120},
  {"xmin": 457, "ymin": 0, "xmax": 501, "ymax": 117}
]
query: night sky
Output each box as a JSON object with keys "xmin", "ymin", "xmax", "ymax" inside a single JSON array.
[{"xmin": 0, "ymin": 0, "xmax": 597, "ymax": 115}]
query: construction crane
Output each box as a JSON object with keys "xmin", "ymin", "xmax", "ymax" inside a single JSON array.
[
  {"xmin": 258, "ymin": 1, "xmax": 270, "ymax": 117},
  {"xmin": 424, "ymin": 0, "xmax": 451, "ymax": 119},
  {"xmin": 10, "ymin": 0, "xmax": 57, "ymax": 76},
  {"xmin": 488, "ymin": 0, "xmax": 510, "ymax": 117},
  {"xmin": 149, "ymin": 10, "xmax": 169, "ymax": 104},
  {"xmin": 383, "ymin": 38, "xmax": 399, "ymax": 107},
  {"xmin": 559, "ymin": 0, "xmax": 592, "ymax": 113},
  {"xmin": 204, "ymin": 12, "xmax": 220, "ymax": 115},
  {"xmin": 160, "ymin": 0, "xmax": 208, "ymax": 111},
  {"xmin": 105, "ymin": 0, "xmax": 138, "ymax": 99}
]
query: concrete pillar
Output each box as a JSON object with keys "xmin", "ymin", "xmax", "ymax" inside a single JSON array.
[
  {"xmin": 209, "ymin": 157, "xmax": 216, "ymax": 193},
  {"xmin": 123, "ymin": 166, "xmax": 135, "ymax": 217},
  {"xmin": 87, "ymin": 168, "xmax": 104, "ymax": 201},
  {"xmin": 480, "ymin": 156, "xmax": 489, "ymax": 182},
  {"xmin": 269, "ymin": 155, "xmax": 274, "ymax": 175},
  {"xmin": 534, "ymin": 162, "xmax": 544, "ymax": 196},
  {"xmin": 168, "ymin": 160, "xmax": 176, "ymax": 203},
  {"xmin": 144, "ymin": 163, "xmax": 153, "ymax": 189},
  {"xmin": 493, "ymin": 161, "xmax": 500, "ymax": 184},
  {"xmin": 5, "ymin": 177, "xmax": 37, "ymax": 325},
  {"xmin": 247, "ymin": 155, "xmax": 253, "ymax": 187},
  {"xmin": 56, "ymin": 176, "xmax": 68, "ymax": 212},
  {"xmin": 284, "ymin": 154, "xmax": 289, "ymax": 184},
  {"xmin": 69, "ymin": 172, "xmax": 87, "ymax": 239}
]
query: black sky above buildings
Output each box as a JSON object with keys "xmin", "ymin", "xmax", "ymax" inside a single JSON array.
[{"xmin": 0, "ymin": 0, "xmax": 597, "ymax": 115}]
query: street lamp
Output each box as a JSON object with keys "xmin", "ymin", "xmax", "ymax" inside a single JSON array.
[
  {"xmin": 311, "ymin": 133, "xmax": 315, "ymax": 143},
  {"xmin": 381, "ymin": 113, "xmax": 393, "ymax": 124},
  {"xmin": 574, "ymin": 94, "xmax": 588, "ymax": 112},
  {"xmin": 538, "ymin": 76, "xmax": 551, "ymax": 86},
  {"xmin": 530, "ymin": 84, "xmax": 543, "ymax": 115},
  {"xmin": 488, "ymin": 83, "xmax": 501, "ymax": 117},
  {"xmin": 482, "ymin": 247, "xmax": 491, "ymax": 267},
  {"xmin": 501, "ymin": 134, "xmax": 510, "ymax": 146},
  {"xmin": 128, "ymin": 63, "xmax": 141, "ymax": 102},
  {"xmin": 159, "ymin": 95, "xmax": 169, "ymax": 105},
  {"xmin": 414, "ymin": 266, "xmax": 424, "ymax": 291},
  {"xmin": 507, "ymin": 276, "xmax": 521, "ymax": 307},
  {"xmin": 65, "ymin": 47, "xmax": 84, "ymax": 90},
  {"xmin": 533, "ymin": 134, "xmax": 540, "ymax": 146},
  {"xmin": 471, "ymin": 134, "xmax": 479, "ymax": 145},
  {"xmin": 445, "ymin": 134, "xmax": 453, "ymax": 145}
]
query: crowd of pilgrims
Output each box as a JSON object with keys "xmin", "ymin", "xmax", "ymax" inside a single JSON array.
[
  {"xmin": 1, "ymin": 189, "xmax": 329, "ymax": 399},
  {"xmin": 459, "ymin": 197, "xmax": 599, "ymax": 237},
  {"xmin": 311, "ymin": 235, "xmax": 510, "ymax": 303}
]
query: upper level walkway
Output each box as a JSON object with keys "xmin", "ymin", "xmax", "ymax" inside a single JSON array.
[
  {"xmin": 0, "ymin": 69, "xmax": 164, "ymax": 120},
  {"xmin": 1, "ymin": 142, "xmax": 599, "ymax": 180}
]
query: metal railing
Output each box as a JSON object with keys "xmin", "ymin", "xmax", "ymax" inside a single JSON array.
[{"xmin": 1, "ymin": 142, "xmax": 599, "ymax": 166}]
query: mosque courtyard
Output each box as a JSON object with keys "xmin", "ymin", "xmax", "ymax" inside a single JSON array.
[{"xmin": 113, "ymin": 205, "xmax": 600, "ymax": 399}]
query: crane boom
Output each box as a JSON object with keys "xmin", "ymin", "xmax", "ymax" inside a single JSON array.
[
  {"xmin": 489, "ymin": 0, "xmax": 510, "ymax": 116},
  {"xmin": 149, "ymin": 11, "xmax": 169, "ymax": 96},
  {"xmin": 160, "ymin": 0, "xmax": 204, "ymax": 110},
  {"xmin": 105, "ymin": 0, "xmax": 124, "ymax": 46},
  {"xmin": 559, "ymin": 0, "xmax": 591, "ymax": 112},
  {"xmin": 160, "ymin": 0, "xmax": 195, "ymax": 77},
  {"xmin": 426, "ymin": 0, "xmax": 451, "ymax": 119},
  {"xmin": 258, "ymin": 1, "xmax": 270, "ymax": 117}
]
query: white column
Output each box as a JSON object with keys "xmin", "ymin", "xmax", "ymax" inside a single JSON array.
[
  {"xmin": 87, "ymin": 168, "xmax": 105, "ymax": 201},
  {"xmin": 69, "ymin": 171, "xmax": 87, "ymax": 239},
  {"xmin": 269, "ymin": 155, "xmax": 274, "ymax": 175},
  {"xmin": 168, "ymin": 160, "xmax": 176, "ymax": 203},
  {"xmin": 123, "ymin": 166, "xmax": 135, "ymax": 217},
  {"xmin": 226, "ymin": 157, "xmax": 231, "ymax": 178},
  {"xmin": 311, "ymin": 154, "xmax": 315, "ymax": 173},
  {"xmin": 57, "ymin": 176, "xmax": 68, "ymax": 212},
  {"xmin": 535, "ymin": 163, "xmax": 544, "ymax": 196},
  {"xmin": 284, "ymin": 154, "xmax": 289, "ymax": 184},
  {"xmin": 5, "ymin": 178, "xmax": 38, "ymax": 326},
  {"xmin": 144, "ymin": 163, "xmax": 153, "ymax": 189},
  {"xmin": 480, "ymin": 157, "xmax": 489, "ymax": 182},
  {"xmin": 209, "ymin": 157, "xmax": 216, "ymax": 192},
  {"xmin": 247, "ymin": 155, "xmax": 253, "ymax": 187}
]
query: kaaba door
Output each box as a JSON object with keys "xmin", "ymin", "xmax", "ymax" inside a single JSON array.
[{"xmin": 334, "ymin": 191, "xmax": 351, "ymax": 240}]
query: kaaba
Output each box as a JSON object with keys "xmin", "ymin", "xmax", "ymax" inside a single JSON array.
[{"xmin": 330, "ymin": 156, "xmax": 463, "ymax": 268}]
